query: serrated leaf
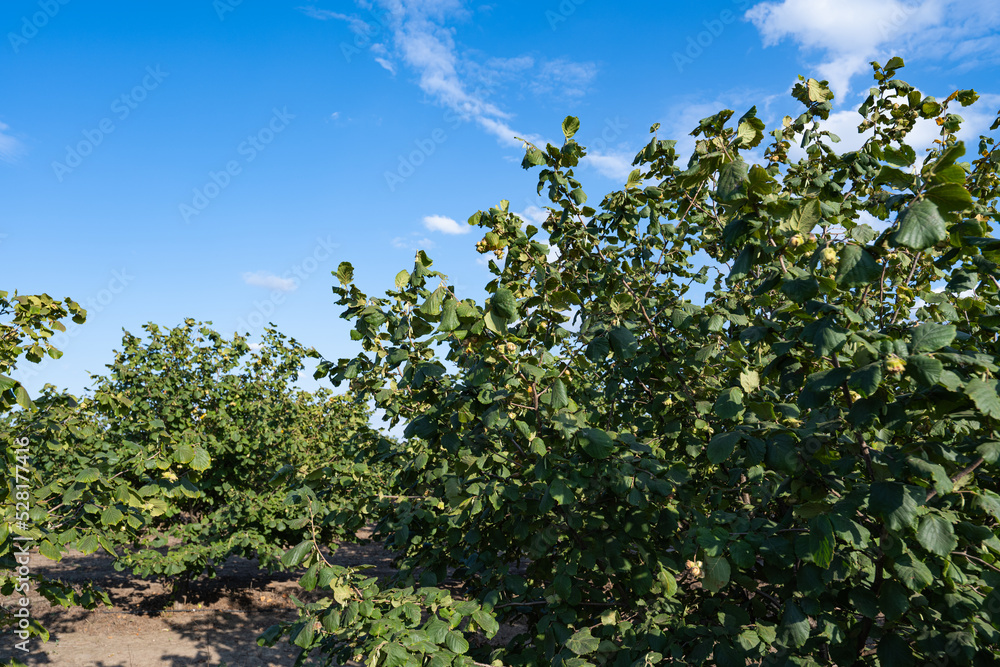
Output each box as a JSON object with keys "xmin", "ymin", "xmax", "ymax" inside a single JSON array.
[
  {"xmin": 281, "ymin": 540, "xmax": 313, "ymax": 568},
  {"xmin": 916, "ymin": 514, "xmax": 958, "ymax": 557},
  {"xmin": 836, "ymin": 246, "xmax": 880, "ymax": 288},
  {"xmin": 336, "ymin": 262, "xmax": 354, "ymax": 285},
  {"xmin": 472, "ymin": 609, "xmax": 499, "ymax": 637},
  {"xmin": 566, "ymin": 628, "xmax": 600, "ymax": 655},
  {"xmin": 718, "ymin": 160, "xmax": 748, "ymax": 202},
  {"xmin": 870, "ymin": 482, "xmax": 921, "ymax": 531},
  {"xmin": 39, "ymin": 540, "xmax": 62, "ymax": 561},
  {"xmin": 491, "ymin": 288, "xmax": 518, "ymax": 320},
  {"xmin": 562, "ymin": 116, "xmax": 580, "ymax": 140},
  {"xmin": 395, "ymin": 269, "xmax": 410, "ymax": 289},
  {"xmin": 892, "ymin": 553, "xmax": 934, "ymax": 591},
  {"xmin": 445, "ymin": 630, "xmax": 469, "ymax": 654},
  {"xmin": 75, "ymin": 468, "xmax": 101, "ymax": 483},
  {"xmin": 174, "ymin": 443, "xmax": 195, "ymax": 465},
  {"xmin": 609, "ymin": 327, "xmax": 638, "ymax": 359},
  {"xmin": 578, "ymin": 428, "xmax": 615, "ymax": 459},
  {"xmin": 549, "ymin": 477, "xmax": 574, "ymax": 505},
  {"xmin": 714, "ymin": 387, "xmax": 744, "ymax": 420},
  {"xmin": 849, "ymin": 363, "xmax": 882, "ymax": 398},
  {"xmin": 439, "ymin": 298, "xmax": 459, "ymax": 331},
  {"xmin": 739, "ymin": 370, "xmax": 760, "ymax": 393},
  {"xmin": 780, "ymin": 601, "xmax": 809, "ymax": 648},
  {"xmin": 965, "ymin": 378, "xmax": 1000, "ymax": 418},
  {"xmin": 910, "ymin": 323, "xmax": 956, "ymax": 352},
  {"xmin": 906, "ymin": 355, "xmax": 943, "ymax": 386},
  {"xmin": 101, "ymin": 506, "xmax": 125, "ymax": 526},
  {"xmin": 707, "ymin": 432, "xmax": 741, "ymax": 464},
  {"xmin": 877, "ymin": 633, "xmax": 914, "ymax": 667},
  {"xmin": 190, "ymin": 447, "xmax": 211, "ymax": 471},
  {"xmin": 703, "ymin": 555, "xmax": 731, "ymax": 593},
  {"xmin": 892, "ymin": 199, "xmax": 947, "ymax": 250},
  {"xmin": 550, "ymin": 378, "xmax": 568, "ymax": 410}
]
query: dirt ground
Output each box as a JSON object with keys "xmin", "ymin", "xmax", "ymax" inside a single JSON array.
[{"xmin": 1, "ymin": 531, "xmax": 398, "ymax": 667}]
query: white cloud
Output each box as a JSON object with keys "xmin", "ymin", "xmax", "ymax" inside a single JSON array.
[
  {"xmin": 585, "ymin": 150, "xmax": 635, "ymax": 181},
  {"xmin": 423, "ymin": 214, "xmax": 468, "ymax": 234},
  {"xmin": 392, "ymin": 234, "xmax": 435, "ymax": 250},
  {"xmin": 745, "ymin": 0, "xmax": 1000, "ymax": 100},
  {"xmin": 531, "ymin": 58, "xmax": 598, "ymax": 100},
  {"xmin": 794, "ymin": 92, "xmax": 1000, "ymax": 159},
  {"xmin": 514, "ymin": 205, "xmax": 550, "ymax": 226},
  {"xmin": 305, "ymin": 1, "xmax": 556, "ymax": 149},
  {"xmin": 242, "ymin": 271, "xmax": 297, "ymax": 292},
  {"xmin": 0, "ymin": 121, "xmax": 23, "ymax": 163}
]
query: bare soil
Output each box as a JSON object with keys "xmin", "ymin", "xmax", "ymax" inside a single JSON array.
[{"xmin": 1, "ymin": 531, "xmax": 397, "ymax": 667}]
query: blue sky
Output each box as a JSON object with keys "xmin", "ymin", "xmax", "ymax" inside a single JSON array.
[{"xmin": 3, "ymin": 0, "xmax": 999, "ymax": 399}]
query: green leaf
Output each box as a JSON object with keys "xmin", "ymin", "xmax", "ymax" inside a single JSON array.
[
  {"xmin": 566, "ymin": 627, "xmax": 600, "ymax": 656},
  {"xmin": 798, "ymin": 367, "xmax": 851, "ymax": 409},
  {"xmin": 174, "ymin": 443, "xmax": 196, "ymax": 465},
  {"xmin": 336, "ymin": 261, "xmax": 354, "ymax": 285},
  {"xmin": 39, "ymin": 540, "xmax": 62, "ymax": 561},
  {"xmin": 578, "ymin": 428, "xmax": 615, "ymax": 459},
  {"xmin": 781, "ymin": 276, "xmax": 819, "ymax": 304},
  {"xmin": 101, "ymin": 506, "xmax": 125, "ymax": 526},
  {"xmin": 807, "ymin": 515, "xmax": 835, "ymax": 568},
  {"xmin": 562, "ymin": 116, "xmax": 580, "ymax": 140},
  {"xmin": 395, "ymin": 269, "xmax": 411, "ymax": 289},
  {"xmin": 714, "ymin": 387, "xmax": 744, "ymax": 420},
  {"xmin": 439, "ymin": 298, "xmax": 459, "ymax": 331},
  {"xmin": 849, "ymin": 363, "xmax": 882, "ymax": 398},
  {"xmin": 835, "ymin": 246, "xmax": 880, "ymax": 288},
  {"xmin": 491, "ymin": 288, "xmax": 518, "ymax": 320},
  {"xmin": 707, "ymin": 432, "xmax": 741, "ymax": 464},
  {"xmin": 445, "ymin": 630, "xmax": 469, "ymax": 654},
  {"xmin": 549, "ymin": 478, "xmax": 575, "ymax": 505},
  {"xmin": 609, "ymin": 327, "xmax": 638, "ymax": 359},
  {"xmin": 472, "ymin": 609, "xmax": 499, "ymax": 637},
  {"xmin": 869, "ymin": 482, "xmax": 921, "ymax": 531},
  {"xmin": 925, "ymin": 182, "xmax": 972, "ymax": 213},
  {"xmin": 780, "ymin": 601, "xmax": 810, "ymax": 648},
  {"xmin": 891, "ymin": 199, "xmax": 947, "ymax": 250},
  {"xmin": 702, "ymin": 555, "xmax": 731, "ymax": 593},
  {"xmin": 717, "ymin": 160, "xmax": 748, "ymax": 202},
  {"xmin": 877, "ymin": 633, "xmax": 914, "ymax": 667},
  {"xmin": 965, "ymin": 378, "xmax": 1000, "ymax": 418},
  {"xmin": 892, "ymin": 553, "xmax": 934, "ymax": 591},
  {"xmin": 910, "ymin": 323, "xmax": 956, "ymax": 352},
  {"xmin": 281, "ymin": 540, "xmax": 313, "ymax": 568},
  {"xmin": 190, "ymin": 447, "xmax": 212, "ymax": 471},
  {"xmin": 550, "ymin": 378, "xmax": 569, "ymax": 410},
  {"xmin": 906, "ymin": 355, "xmax": 943, "ymax": 386},
  {"xmin": 75, "ymin": 468, "xmax": 101, "ymax": 483},
  {"xmin": 739, "ymin": 370, "xmax": 760, "ymax": 393},
  {"xmin": 916, "ymin": 514, "xmax": 958, "ymax": 557}
]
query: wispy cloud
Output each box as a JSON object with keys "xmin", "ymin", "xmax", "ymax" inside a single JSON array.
[
  {"xmin": 531, "ymin": 58, "xmax": 598, "ymax": 100},
  {"xmin": 302, "ymin": 1, "xmax": 570, "ymax": 148},
  {"xmin": 242, "ymin": 270, "xmax": 297, "ymax": 292},
  {"xmin": 423, "ymin": 214, "xmax": 468, "ymax": 234},
  {"xmin": 745, "ymin": 0, "xmax": 1000, "ymax": 100},
  {"xmin": 0, "ymin": 121, "xmax": 24, "ymax": 163},
  {"xmin": 392, "ymin": 233, "xmax": 435, "ymax": 250}
]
